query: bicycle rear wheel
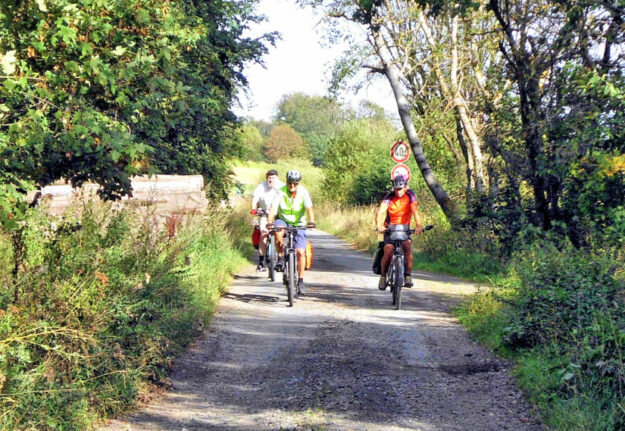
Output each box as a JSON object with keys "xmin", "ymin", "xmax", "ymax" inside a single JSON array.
[{"xmin": 287, "ymin": 252, "xmax": 296, "ymax": 307}]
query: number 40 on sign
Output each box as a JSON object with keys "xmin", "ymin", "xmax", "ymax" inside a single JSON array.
[{"xmin": 390, "ymin": 141, "xmax": 410, "ymax": 164}]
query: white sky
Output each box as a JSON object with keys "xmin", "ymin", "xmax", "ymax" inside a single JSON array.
[{"xmin": 233, "ymin": 0, "xmax": 398, "ymax": 122}]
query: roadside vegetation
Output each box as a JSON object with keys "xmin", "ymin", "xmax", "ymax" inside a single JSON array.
[
  {"xmin": 0, "ymin": 202, "xmax": 248, "ymax": 429},
  {"xmin": 2, "ymin": 0, "xmax": 624, "ymax": 429}
]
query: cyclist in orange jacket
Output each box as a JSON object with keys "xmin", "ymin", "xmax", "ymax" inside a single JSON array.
[{"xmin": 375, "ymin": 175, "xmax": 424, "ymax": 290}]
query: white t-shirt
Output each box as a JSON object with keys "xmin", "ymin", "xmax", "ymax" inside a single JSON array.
[{"xmin": 252, "ymin": 179, "xmax": 285, "ymax": 210}]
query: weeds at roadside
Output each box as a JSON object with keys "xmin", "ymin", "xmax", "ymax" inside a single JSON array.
[
  {"xmin": 0, "ymin": 201, "xmax": 247, "ymax": 430},
  {"xmin": 455, "ymin": 243, "xmax": 625, "ymax": 429}
]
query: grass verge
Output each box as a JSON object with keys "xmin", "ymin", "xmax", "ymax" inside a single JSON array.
[{"xmin": 0, "ymin": 201, "xmax": 248, "ymax": 430}]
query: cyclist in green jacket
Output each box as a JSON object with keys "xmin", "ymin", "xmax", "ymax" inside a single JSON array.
[{"xmin": 267, "ymin": 170, "xmax": 315, "ymax": 295}]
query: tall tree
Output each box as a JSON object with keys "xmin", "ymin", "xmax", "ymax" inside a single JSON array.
[
  {"xmin": 274, "ymin": 92, "xmax": 346, "ymax": 166},
  {"xmin": 263, "ymin": 124, "xmax": 308, "ymax": 162},
  {"xmin": 0, "ymin": 0, "xmax": 274, "ymax": 227},
  {"xmin": 315, "ymin": 0, "xmax": 459, "ymax": 218},
  {"xmin": 484, "ymin": 0, "xmax": 625, "ymax": 239}
]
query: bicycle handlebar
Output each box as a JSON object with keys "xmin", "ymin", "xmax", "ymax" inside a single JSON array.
[
  {"xmin": 267, "ymin": 223, "xmax": 315, "ymax": 231},
  {"xmin": 373, "ymin": 224, "xmax": 434, "ymax": 233}
]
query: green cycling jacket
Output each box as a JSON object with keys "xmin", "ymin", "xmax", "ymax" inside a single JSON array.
[{"xmin": 276, "ymin": 185, "xmax": 307, "ymax": 226}]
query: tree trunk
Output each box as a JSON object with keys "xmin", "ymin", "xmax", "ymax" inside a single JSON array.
[
  {"xmin": 455, "ymin": 114, "xmax": 473, "ymax": 194},
  {"xmin": 518, "ymin": 64, "xmax": 552, "ymax": 228},
  {"xmin": 419, "ymin": 12, "xmax": 487, "ymax": 194},
  {"xmin": 372, "ymin": 29, "xmax": 457, "ymax": 219}
]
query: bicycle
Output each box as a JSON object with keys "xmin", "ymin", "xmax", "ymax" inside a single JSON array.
[
  {"xmin": 253, "ymin": 208, "xmax": 278, "ymax": 281},
  {"xmin": 268, "ymin": 223, "xmax": 314, "ymax": 307},
  {"xmin": 376, "ymin": 224, "xmax": 433, "ymax": 310}
]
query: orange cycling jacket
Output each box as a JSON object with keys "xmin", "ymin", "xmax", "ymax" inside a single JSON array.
[{"xmin": 382, "ymin": 189, "xmax": 417, "ymax": 225}]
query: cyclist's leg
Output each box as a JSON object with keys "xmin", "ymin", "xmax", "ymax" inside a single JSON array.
[
  {"xmin": 274, "ymin": 219, "xmax": 287, "ymax": 256},
  {"xmin": 378, "ymin": 238, "xmax": 394, "ymax": 290},
  {"xmin": 402, "ymin": 238, "xmax": 413, "ymax": 286},
  {"xmin": 380, "ymin": 243, "xmax": 394, "ymax": 276},
  {"xmin": 258, "ymin": 216, "xmax": 269, "ymax": 256},
  {"xmin": 291, "ymin": 229, "xmax": 306, "ymax": 293}
]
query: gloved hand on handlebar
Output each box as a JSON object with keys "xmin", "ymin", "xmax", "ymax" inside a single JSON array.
[
  {"xmin": 250, "ymin": 209, "xmax": 257, "ymax": 215},
  {"xmin": 266, "ymin": 222, "xmax": 274, "ymax": 229},
  {"xmin": 307, "ymin": 222, "xmax": 316, "ymax": 229}
]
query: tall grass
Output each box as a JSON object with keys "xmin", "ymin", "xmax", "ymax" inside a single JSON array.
[{"xmin": 0, "ymin": 201, "xmax": 247, "ymax": 430}]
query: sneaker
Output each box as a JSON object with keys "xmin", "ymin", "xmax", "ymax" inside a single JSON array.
[
  {"xmin": 378, "ymin": 275, "xmax": 387, "ymax": 290},
  {"xmin": 256, "ymin": 263, "xmax": 266, "ymax": 272},
  {"xmin": 404, "ymin": 275, "xmax": 413, "ymax": 287},
  {"xmin": 297, "ymin": 279, "xmax": 306, "ymax": 295}
]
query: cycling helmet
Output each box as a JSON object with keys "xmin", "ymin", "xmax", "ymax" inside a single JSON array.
[
  {"xmin": 286, "ymin": 169, "xmax": 302, "ymax": 183},
  {"xmin": 392, "ymin": 174, "xmax": 408, "ymax": 189}
]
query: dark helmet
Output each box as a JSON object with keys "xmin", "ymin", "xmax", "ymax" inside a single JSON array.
[
  {"xmin": 266, "ymin": 169, "xmax": 278, "ymax": 177},
  {"xmin": 392, "ymin": 174, "xmax": 408, "ymax": 189},
  {"xmin": 286, "ymin": 169, "xmax": 302, "ymax": 183}
]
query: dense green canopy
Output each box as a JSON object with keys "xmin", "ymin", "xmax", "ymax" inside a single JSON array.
[{"xmin": 0, "ymin": 0, "xmax": 274, "ymax": 228}]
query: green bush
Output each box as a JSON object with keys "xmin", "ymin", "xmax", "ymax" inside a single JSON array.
[
  {"xmin": 504, "ymin": 243, "xmax": 625, "ymax": 349},
  {"xmin": 0, "ymin": 203, "xmax": 246, "ymax": 429},
  {"xmin": 322, "ymin": 118, "xmax": 400, "ymax": 204},
  {"xmin": 458, "ymin": 240, "xmax": 625, "ymax": 429}
]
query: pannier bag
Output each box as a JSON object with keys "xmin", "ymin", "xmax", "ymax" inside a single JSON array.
[
  {"xmin": 305, "ymin": 241, "xmax": 313, "ymax": 269},
  {"xmin": 252, "ymin": 226, "xmax": 260, "ymax": 249},
  {"xmin": 372, "ymin": 241, "xmax": 384, "ymax": 275}
]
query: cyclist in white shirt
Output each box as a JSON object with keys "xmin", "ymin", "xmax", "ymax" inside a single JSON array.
[{"xmin": 250, "ymin": 169, "xmax": 285, "ymax": 271}]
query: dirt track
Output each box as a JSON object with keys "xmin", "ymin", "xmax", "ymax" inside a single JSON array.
[{"xmin": 101, "ymin": 229, "xmax": 542, "ymax": 430}]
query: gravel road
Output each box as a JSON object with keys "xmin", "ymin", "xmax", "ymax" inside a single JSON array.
[{"xmin": 101, "ymin": 229, "xmax": 542, "ymax": 431}]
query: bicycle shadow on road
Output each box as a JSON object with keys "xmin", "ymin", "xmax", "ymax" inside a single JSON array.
[{"xmin": 222, "ymin": 292, "xmax": 281, "ymax": 304}]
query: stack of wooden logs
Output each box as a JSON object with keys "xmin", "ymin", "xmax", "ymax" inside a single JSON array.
[{"xmin": 30, "ymin": 175, "xmax": 208, "ymax": 217}]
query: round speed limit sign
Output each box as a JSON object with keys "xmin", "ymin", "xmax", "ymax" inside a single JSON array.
[
  {"xmin": 391, "ymin": 164, "xmax": 412, "ymax": 182},
  {"xmin": 390, "ymin": 141, "xmax": 410, "ymax": 163}
]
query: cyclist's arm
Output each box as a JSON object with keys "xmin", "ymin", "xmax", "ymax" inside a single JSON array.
[
  {"xmin": 411, "ymin": 201, "xmax": 424, "ymax": 234},
  {"xmin": 251, "ymin": 184, "xmax": 261, "ymax": 211},
  {"xmin": 376, "ymin": 202, "xmax": 388, "ymax": 231},
  {"xmin": 306, "ymin": 206, "xmax": 315, "ymax": 225},
  {"xmin": 267, "ymin": 203, "xmax": 278, "ymax": 223}
]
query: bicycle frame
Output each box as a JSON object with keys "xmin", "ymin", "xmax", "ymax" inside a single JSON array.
[
  {"xmin": 386, "ymin": 227, "xmax": 413, "ymax": 310},
  {"xmin": 271, "ymin": 225, "xmax": 306, "ymax": 307},
  {"xmin": 377, "ymin": 224, "xmax": 433, "ymax": 310}
]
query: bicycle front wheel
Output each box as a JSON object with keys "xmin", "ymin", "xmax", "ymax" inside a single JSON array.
[
  {"xmin": 287, "ymin": 252, "xmax": 296, "ymax": 307},
  {"xmin": 267, "ymin": 237, "xmax": 276, "ymax": 282},
  {"xmin": 394, "ymin": 255, "xmax": 404, "ymax": 310},
  {"xmin": 389, "ymin": 258, "xmax": 396, "ymax": 305}
]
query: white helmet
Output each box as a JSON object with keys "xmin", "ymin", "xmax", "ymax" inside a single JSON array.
[{"xmin": 286, "ymin": 169, "xmax": 302, "ymax": 183}]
